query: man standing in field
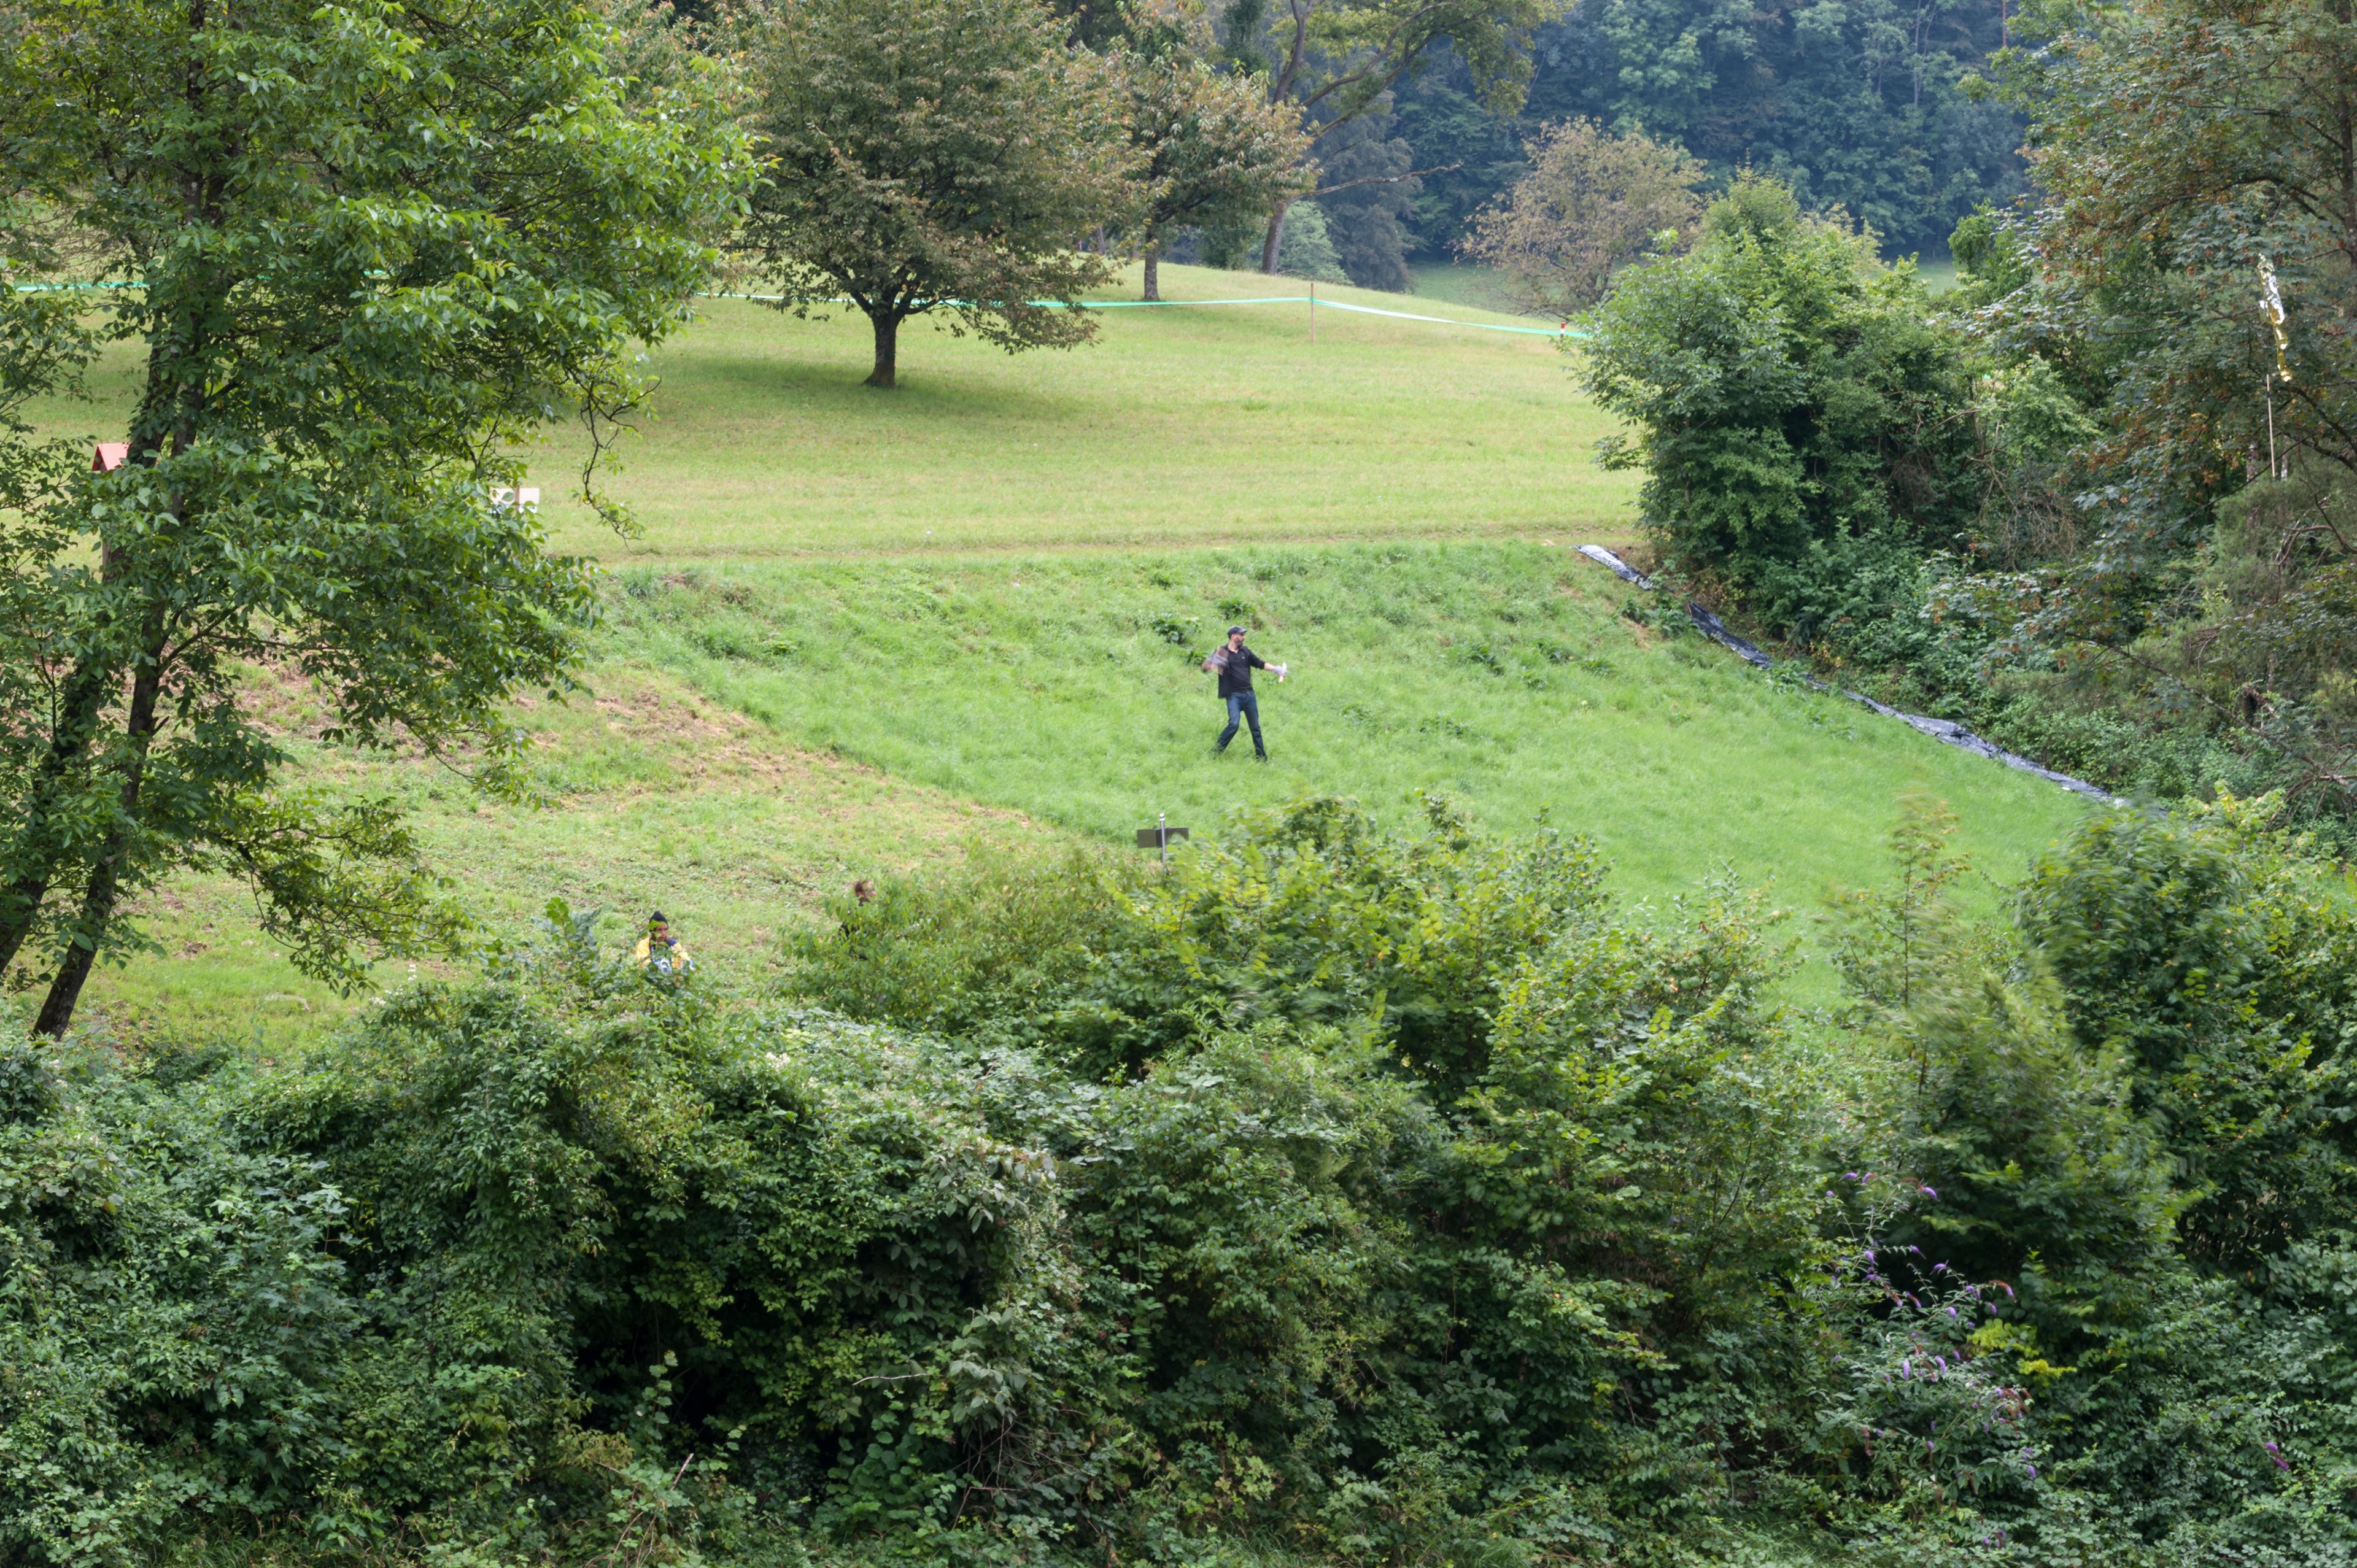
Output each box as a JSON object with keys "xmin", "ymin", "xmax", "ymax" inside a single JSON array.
[{"xmin": 1205, "ymin": 625, "xmax": 1284, "ymax": 759}]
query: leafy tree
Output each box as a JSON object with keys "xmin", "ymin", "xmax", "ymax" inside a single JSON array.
[
  {"xmin": 1220, "ymin": 0, "xmax": 1565, "ymax": 272},
  {"xmin": 1829, "ymin": 804, "xmax": 2180, "ymax": 1356},
  {"xmin": 1391, "ymin": 0, "xmax": 2024, "ymax": 261},
  {"xmin": 741, "ymin": 0, "xmax": 1136, "ymax": 387},
  {"xmin": 1460, "ymin": 117, "xmax": 1704, "ymax": 314},
  {"xmin": 0, "ymin": 0, "xmax": 747, "ymax": 1035},
  {"xmin": 1579, "ymin": 174, "xmax": 1980, "ymax": 635},
  {"xmin": 2017, "ymin": 794, "xmax": 2357, "ymax": 1276},
  {"xmin": 1275, "ymin": 199, "xmax": 1352, "ymax": 280},
  {"xmin": 1945, "ymin": 0, "xmax": 2357, "ymax": 820},
  {"xmin": 1120, "ymin": 53, "xmax": 1313, "ymax": 301},
  {"xmin": 1304, "ymin": 107, "xmax": 1422, "ymax": 290}
]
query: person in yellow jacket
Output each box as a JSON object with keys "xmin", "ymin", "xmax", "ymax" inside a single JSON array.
[{"xmin": 633, "ymin": 910, "xmax": 692, "ymax": 975}]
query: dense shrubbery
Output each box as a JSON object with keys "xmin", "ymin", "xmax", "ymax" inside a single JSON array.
[
  {"xmin": 1577, "ymin": 0, "xmax": 2357, "ymax": 840},
  {"xmin": 7, "ymin": 797, "xmax": 2357, "ymax": 1566},
  {"xmin": 1581, "ymin": 175, "xmax": 1983, "ymax": 641}
]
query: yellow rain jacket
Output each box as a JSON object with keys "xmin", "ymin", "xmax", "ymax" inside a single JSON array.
[{"xmin": 633, "ymin": 933, "xmax": 693, "ymax": 975}]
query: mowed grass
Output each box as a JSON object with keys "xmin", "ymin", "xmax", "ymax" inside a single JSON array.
[
  {"xmin": 25, "ymin": 261, "xmax": 1617, "ymax": 563},
  {"xmin": 21, "ymin": 261, "xmax": 2093, "ymax": 1036},
  {"xmin": 515, "ymin": 261, "xmax": 1628, "ymax": 560}
]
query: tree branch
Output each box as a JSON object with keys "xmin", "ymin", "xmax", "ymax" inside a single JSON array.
[{"xmin": 1311, "ymin": 162, "xmax": 1461, "ymax": 199}]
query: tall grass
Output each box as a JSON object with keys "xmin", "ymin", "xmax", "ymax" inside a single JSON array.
[{"xmin": 609, "ymin": 541, "xmax": 2094, "ymax": 917}]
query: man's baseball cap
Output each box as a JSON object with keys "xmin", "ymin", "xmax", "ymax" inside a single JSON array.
[{"xmin": 1228, "ymin": 625, "xmax": 1247, "ymax": 636}]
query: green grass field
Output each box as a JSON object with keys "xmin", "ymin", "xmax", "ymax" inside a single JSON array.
[
  {"xmin": 23, "ymin": 260, "xmax": 2096, "ymax": 1037},
  {"xmin": 609, "ymin": 543, "xmax": 2086, "ymax": 906},
  {"xmin": 525, "ymin": 265, "xmax": 1619, "ymax": 559},
  {"xmin": 1410, "ymin": 261, "xmax": 1535, "ymax": 315}
]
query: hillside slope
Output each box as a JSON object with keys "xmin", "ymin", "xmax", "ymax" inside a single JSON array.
[{"xmin": 21, "ymin": 263, "xmax": 2093, "ymax": 1036}]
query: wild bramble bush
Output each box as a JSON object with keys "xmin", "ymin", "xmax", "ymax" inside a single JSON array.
[{"xmin": 6, "ymin": 796, "xmax": 2355, "ymax": 1566}]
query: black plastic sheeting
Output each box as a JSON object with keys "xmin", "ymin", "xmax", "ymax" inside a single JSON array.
[{"xmin": 1576, "ymin": 546, "xmax": 2118, "ymax": 803}]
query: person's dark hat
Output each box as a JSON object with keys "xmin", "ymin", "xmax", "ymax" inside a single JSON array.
[
  {"xmin": 649, "ymin": 910, "xmax": 668, "ymax": 925},
  {"xmin": 1227, "ymin": 625, "xmax": 1247, "ymax": 636}
]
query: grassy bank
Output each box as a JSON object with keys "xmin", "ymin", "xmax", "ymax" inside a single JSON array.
[
  {"xmin": 79, "ymin": 665, "xmax": 1057, "ymax": 1045},
  {"xmin": 21, "ymin": 263, "xmax": 2097, "ymax": 1038},
  {"xmin": 610, "ymin": 541, "xmax": 2095, "ymax": 912}
]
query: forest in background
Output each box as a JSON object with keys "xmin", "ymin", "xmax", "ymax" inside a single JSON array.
[{"xmin": 1211, "ymin": 0, "xmax": 2020, "ymax": 292}]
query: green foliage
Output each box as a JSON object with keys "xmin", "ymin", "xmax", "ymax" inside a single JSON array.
[
  {"xmin": 0, "ymin": 1036, "xmax": 357, "ymax": 1566},
  {"xmin": 1119, "ymin": 53, "xmax": 1314, "ymax": 298},
  {"xmin": 792, "ymin": 794, "xmax": 1611, "ymax": 1094},
  {"xmin": 783, "ymin": 842, "xmax": 1148, "ymax": 1049},
  {"xmin": 1221, "ymin": 0, "xmax": 1566, "ymax": 276},
  {"xmin": 1393, "ymin": 0, "xmax": 2024, "ymax": 263},
  {"xmin": 15, "ymin": 800, "xmax": 2357, "ymax": 1563},
  {"xmin": 1579, "ymin": 174, "xmax": 1980, "ymax": 636},
  {"xmin": 0, "ymin": 0, "xmax": 749, "ymax": 1033},
  {"xmin": 1062, "ymin": 1029, "xmax": 1426, "ymax": 1547},
  {"xmin": 1819, "ymin": 797, "xmax": 2357, "ymax": 1556},
  {"xmin": 1228, "ymin": 0, "xmax": 1563, "ymax": 141},
  {"xmin": 1273, "ymin": 201, "xmax": 1350, "ymax": 282},
  {"xmin": 740, "ymin": 0, "xmax": 1134, "ymax": 386},
  {"xmin": 1459, "ymin": 118, "xmax": 1705, "ymax": 315},
  {"xmin": 2017, "ymin": 795, "xmax": 2357, "ymax": 1277},
  {"xmin": 1840, "ymin": 0, "xmax": 2357, "ymax": 833}
]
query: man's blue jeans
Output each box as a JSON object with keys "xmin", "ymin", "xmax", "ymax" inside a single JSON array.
[{"xmin": 1217, "ymin": 691, "xmax": 1264, "ymax": 756}]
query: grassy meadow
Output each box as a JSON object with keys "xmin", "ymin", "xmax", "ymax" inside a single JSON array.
[
  {"xmin": 523, "ymin": 263, "xmax": 1620, "ymax": 558},
  {"xmin": 1409, "ymin": 260, "xmax": 1535, "ymax": 314},
  {"xmin": 611, "ymin": 543, "xmax": 2089, "ymax": 907},
  {"xmin": 21, "ymin": 260, "xmax": 2097, "ymax": 1036}
]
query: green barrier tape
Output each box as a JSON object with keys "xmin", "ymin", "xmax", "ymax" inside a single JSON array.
[
  {"xmin": 700, "ymin": 289, "xmax": 1584, "ymax": 338},
  {"xmin": 13, "ymin": 281, "xmax": 145, "ymax": 292},
  {"xmin": 1304, "ymin": 296, "xmax": 1582, "ymax": 338}
]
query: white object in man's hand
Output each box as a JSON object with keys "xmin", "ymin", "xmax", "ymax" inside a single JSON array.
[{"xmin": 1272, "ymin": 663, "xmax": 1288, "ymax": 681}]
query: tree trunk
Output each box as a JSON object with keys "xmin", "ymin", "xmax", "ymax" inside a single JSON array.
[
  {"xmin": 34, "ymin": 850, "xmax": 120, "ymax": 1038},
  {"xmin": 1143, "ymin": 246, "xmax": 1161, "ymax": 302},
  {"xmin": 1260, "ymin": 199, "xmax": 1295, "ymax": 275},
  {"xmin": 867, "ymin": 312, "xmax": 899, "ymax": 388},
  {"xmin": 34, "ymin": 630, "xmax": 164, "ymax": 1038},
  {"xmin": 0, "ymin": 662, "xmax": 115, "ymax": 978}
]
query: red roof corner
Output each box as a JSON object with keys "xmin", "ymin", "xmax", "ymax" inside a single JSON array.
[{"xmin": 91, "ymin": 442, "xmax": 128, "ymax": 473}]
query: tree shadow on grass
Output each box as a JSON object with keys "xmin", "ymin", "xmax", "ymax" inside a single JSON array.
[{"xmin": 686, "ymin": 342, "xmax": 1098, "ymax": 428}]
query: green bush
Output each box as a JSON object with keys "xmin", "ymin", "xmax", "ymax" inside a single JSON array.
[
  {"xmin": 789, "ymin": 794, "xmax": 1610, "ymax": 1099},
  {"xmin": 2018, "ymin": 796, "xmax": 2357, "ymax": 1275},
  {"xmin": 1, "ymin": 1037, "xmax": 357, "ymax": 1566},
  {"xmin": 1579, "ymin": 175, "xmax": 1980, "ymax": 638},
  {"xmin": 9, "ymin": 798, "xmax": 2357, "ymax": 1564}
]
